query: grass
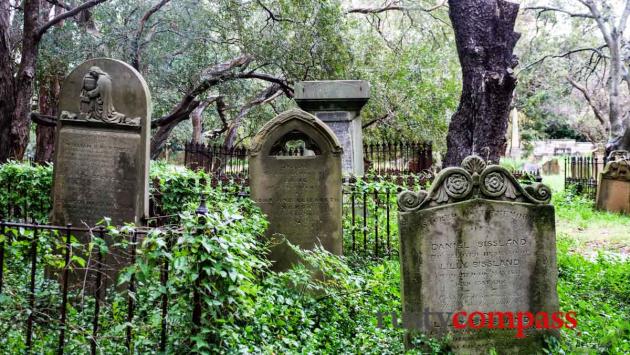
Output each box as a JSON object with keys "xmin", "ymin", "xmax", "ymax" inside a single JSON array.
[{"xmin": 541, "ymin": 174, "xmax": 630, "ymax": 259}]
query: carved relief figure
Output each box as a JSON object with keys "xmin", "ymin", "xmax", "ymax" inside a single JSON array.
[{"xmin": 61, "ymin": 66, "xmax": 140, "ymax": 126}]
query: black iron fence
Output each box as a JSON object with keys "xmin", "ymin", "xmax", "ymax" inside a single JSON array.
[
  {"xmin": 340, "ymin": 175, "xmax": 432, "ymax": 258},
  {"xmin": 0, "ymin": 221, "xmax": 155, "ymax": 353},
  {"xmin": 184, "ymin": 140, "xmax": 433, "ymax": 177},
  {"xmin": 564, "ymin": 156, "xmax": 605, "ymax": 200},
  {"xmin": 184, "ymin": 142, "xmax": 249, "ymax": 176},
  {"xmin": 363, "ymin": 141, "xmax": 432, "ymax": 175}
]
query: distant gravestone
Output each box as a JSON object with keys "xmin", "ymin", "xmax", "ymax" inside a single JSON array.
[
  {"xmin": 398, "ymin": 156, "xmax": 558, "ymax": 353},
  {"xmin": 542, "ymin": 159, "xmax": 560, "ymax": 175},
  {"xmin": 51, "ymin": 58, "xmax": 151, "ymax": 286},
  {"xmin": 596, "ymin": 150, "xmax": 630, "ymax": 214},
  {"xmin": 249, "ymin": 109, "xmax": 342, "ymax": 271}
]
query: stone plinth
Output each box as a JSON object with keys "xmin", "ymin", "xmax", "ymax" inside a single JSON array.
[
  {"xmin": 295, "ymin": 80, "xmax": 369, "ymax": 176},
  {"xmin": 51, "ymin": 58, "xmax": 151, "ymax": 289},
  {"xmin": 249, "ymin": 109, "xmax": 343, "ymax": 271},
  {"xmin": 398, "ymin": 156, "xmax": 558, "ymax": 354},
  {"xmin": 596, "ymin": 150, "xmax": 630, "ymax": 214}
]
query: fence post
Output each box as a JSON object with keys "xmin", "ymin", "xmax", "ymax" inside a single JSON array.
[
  {"xmin": 91, "ymin": 227, "xmax": 105, "ymax": 355},
  {"xmin": 58, "ymin": 224, "xmax": 72, "ymax": 355},
  {"xmin": 26, "ymin": 224, "xmax": 38, "ymax": 352},
  {"xmin": 126, "ymin": 230, "xmax": 138, "ymax": 353},
  {"xmin": 0, "ymin": 220, "xmax": 5, "ymax": 294},
  {"xmin": 386, "ymin": 188, "xmax": 391, "ymax": 256},
  {"xmin": 363, "ymin": 189, "xmax": 367, "ymax": 254},
  {"xmin": 160, "ymin": 236, "xmax": 170, "ymax": 352},
  {"xmin": 374, "ymin": 189, "xmax": 379, "ymax": 257}
]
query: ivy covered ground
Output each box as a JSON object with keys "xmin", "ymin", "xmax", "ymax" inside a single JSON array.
[{"xmin": 0, "ymin": 162, "xmax": 628, "ymax": 354}]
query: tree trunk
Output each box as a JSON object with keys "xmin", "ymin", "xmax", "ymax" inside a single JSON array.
[
  {"xmin": 35, "ymin": 75, "xmax": 61, "ymax": 163},
  {"xmin": 443, "ymin": 0, "xmax": 520, "ymax": 167},
  {"xmin": 607, "ymin": 31, "xmax": 623, "ymax": 139},
  {"xmin": 191, "ymin": 100, "xmax": 210, "ymax": 144},
  {"xmin": 0, "ymin": 0, "xmax": 16, "ymax": 162},
  {"xmin": 0, "ymin": 0, "xmax": 41, "ymax": 162}
]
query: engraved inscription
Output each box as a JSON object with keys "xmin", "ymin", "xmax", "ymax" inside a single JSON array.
[{"xmin": 53, "ymin": 127, "xmax": 140, "ymax": 225}]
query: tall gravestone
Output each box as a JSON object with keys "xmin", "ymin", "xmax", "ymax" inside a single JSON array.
[
  {"xmin": 51, "ymin": 58, "xmax": 151, "ymax": 287},
  {"xmin": 295, "ymin": 80, "xmax": 369, "ymax": 176},
  {"xmin": 249, "ymin": 109, "xmax": 342, "ymax": 271},
  {"xmin": 398, "ymin": 156, "xmax": 558, "ymax": 354},
  {"xmin": 596, "ymin": 150, "xmax": 630, "ymax": 214}
]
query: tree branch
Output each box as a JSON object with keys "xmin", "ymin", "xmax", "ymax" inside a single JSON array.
[
  {"xmin": 131, "ymin": 0, "xmax": 171, "ymax": 70},
  {"xmin": 236, "ymin": 71, "xmax": 293, "ymax": 97},
  {"xmin": 520, "ymin": 46, "xmax": 608, "ymax": 72},
  {"xmin": 29, "ymin": 112, "xmax": 57, "ymax": 127},
  {"xmin": 523, "ymin": 6, "xmax": 594, "ymax": 19},
  {"xmin": 566, "ymin": 76, "xmax": 607, "ymax": 128},
  {"xmin": 619, "ymin": 0, "xmax": 630, "ymax": 35},
  {"xmin": 44, "ymin": 0, "xmax": 71, "ymax": 11},
  {"xmin": 223, "ymin": 84, "xmax": 284, "ymax": 147},
  {"xmin": 346, "ymin": 0, "xmax": 446, "ymax": 15},
  {"xmin": 203, "ymin": 97, "xmax": 230, "ymax": 140},
  {"xmin": 37, "ymin": 0, "xmax": 108, "ymax": 38},
  {"xmin": 363, "ymin": 111, "xmax": 394, "ymax": 129}
]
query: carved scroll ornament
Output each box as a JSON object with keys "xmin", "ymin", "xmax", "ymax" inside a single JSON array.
[{"xmin": 398, "ymin": 155, "xmax": 552, "ymax": 212}]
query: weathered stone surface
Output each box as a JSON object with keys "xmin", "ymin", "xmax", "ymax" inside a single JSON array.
[
  {"xmin": 51, "ymin": 58, "xmax": 151, "ymax": 289},
  {"xmin": 295, "ymin": 81, "xmax": 369, "ymax": 176},
  {"xmin": 596, "ymin": 150, "xmax": 630, "ymax": 214},
  {"xmin": 398, "ymin": 156, "xmax": 558, "ymax": 354},
  {"xmin": 52, "ymin": 58, "xmax": 151, "ymax": 227},
  {"xmin": 249, "ymin": 109, "xmax": 342, "ymax": 271}
]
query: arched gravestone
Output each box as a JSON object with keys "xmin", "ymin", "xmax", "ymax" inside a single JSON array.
[
  {"xmin": 249, "ymin": 109, "xmax": 342, "ymax": 271},
  {"xmin": 51, "ymin": 58, "xmax": 151, "ymax": 289},
  {"xmin": 52, "ymin": 58, "xmax": 151, "ymax": 227},
  {"xmin": 397, "ymin": 156, "xmax": 558, "ymax": 354}
]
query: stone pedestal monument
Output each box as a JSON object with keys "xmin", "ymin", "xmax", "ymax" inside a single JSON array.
[
  {"xmin": 294, "ymin": 80, "xmax": 369, "ymax": 176},
  {"xmin": 397, "ymin": 156, "xmax": 558, "ymax": 354},
  {"xmin": 51, "ymin": 58, "xmax": 151, "ymax": 288},
  {"xmin": 249, "ymin": 109, "xmax": 342, "ymax": 271},
  {"xmin": 596, "ymin": 150, "xmax": 630, "ymax": 214}
]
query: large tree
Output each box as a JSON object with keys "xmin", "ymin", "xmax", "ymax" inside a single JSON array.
[
  {"xmin": 525, "ymin": 0, "xmax": 630, "ymax": 152},
  {"xmin": 443, "ymin": 0, "xmax": 520, "ymax": 166},
  {"xmin": 0, "ymin": 0, "xmax": 107, "ymax": 162}
]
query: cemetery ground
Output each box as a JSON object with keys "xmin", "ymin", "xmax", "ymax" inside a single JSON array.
[{"xmin": 0, "ymin": 162, "xmax": 628, "ymax": 354}]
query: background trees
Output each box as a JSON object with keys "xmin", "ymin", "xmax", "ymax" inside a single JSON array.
[{"xmin": 1, "ymin": 0, "xmax": 628, "ymax": 164}]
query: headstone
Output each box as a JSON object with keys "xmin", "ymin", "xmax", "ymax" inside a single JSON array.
[
  {"xmin": 51, "ymin": 58, "xmax": 151, "ymax": 287},
  {"xmin": 249, "ymin": 109, "xmax": 342, "ymax": 271},
  {"xmin": 295, "ymin": 80, "xmax": 369, "ymax": 176},
  {"xmin": 596, "ymin": 150, "xmax": 630, "ymax": 214},
  {"xmin": 398, "ymin": 156, "xmax": 558, "ymax": 354},
  {"xmin": 541, "ymin": 159, "xmax": 560, "ymax": 175}
]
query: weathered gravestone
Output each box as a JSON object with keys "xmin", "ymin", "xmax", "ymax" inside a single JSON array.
[
  {"xmin": 249, "ymin": 109, "xmax": 342, "ymax": 271},
  {"xmin": 51, "ymin": 58, "xmax": 151, "ymax": 287},
  {"xmin": 596, "ymin": 150, "xmax": 630, "ymax": 214},
  {"xmin": 398, "ymin": 156, "xmax": 558, "ymax": 354},
  {"xmin": 295, "ymin": 80, "xmax": 369, "ymax": 176},
  {"xmin": 542, "ymin": 159, "xmax": 560, "ymax": 175}
]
